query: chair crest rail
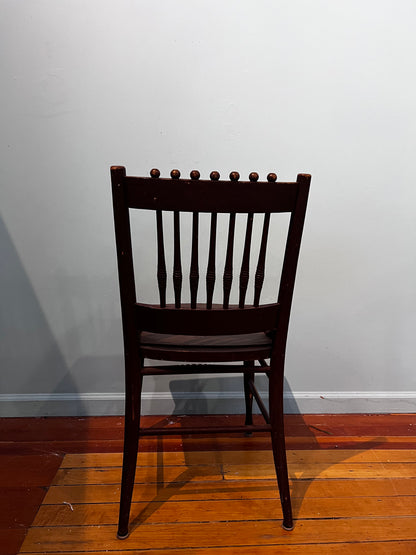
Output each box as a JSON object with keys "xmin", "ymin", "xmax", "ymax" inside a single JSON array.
[{"xmin": 124, "ymin": 176, "xmax": 299, "ymax": 213}]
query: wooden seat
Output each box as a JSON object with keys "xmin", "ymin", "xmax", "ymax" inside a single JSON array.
[
  {"xmin": 140, "ymin": 331, "xmax": 273, "ymax": 362},
  {"xmin": 110, "ymin": 166, "xmax": 311, "ymax": 538}
]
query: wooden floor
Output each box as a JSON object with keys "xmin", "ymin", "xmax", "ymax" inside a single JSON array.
[{"xmin": 1, "ymin": 414, "xmax": 416, "ymax": 554}]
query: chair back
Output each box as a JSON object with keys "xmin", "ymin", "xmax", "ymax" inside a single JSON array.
[{"xmin": 111, "ymin": 167, "xmax": 310, "ymax": 342}]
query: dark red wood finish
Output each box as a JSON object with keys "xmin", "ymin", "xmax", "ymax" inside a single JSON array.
[
  {"xmin": 135, "ymin": 303, "xmax": 279, "ymax": 336},
  {"xmin": 110, "ymin": 166, "xmax": 311, "ymax": 538}
]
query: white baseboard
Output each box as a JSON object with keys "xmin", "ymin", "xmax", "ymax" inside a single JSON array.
[{"xmin": 0, "ymin": 391, "xmax": 415, "ymax": 417}]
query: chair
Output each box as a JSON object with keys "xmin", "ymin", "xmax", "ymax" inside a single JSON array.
[{"xmin": 110, "ymin": 165, "xmax": 311, "ymax": 539}]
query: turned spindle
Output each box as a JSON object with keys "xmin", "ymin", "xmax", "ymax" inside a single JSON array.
[{"xmin": 189, "ymin": 171, "xmax": 200, "ymax": 307}]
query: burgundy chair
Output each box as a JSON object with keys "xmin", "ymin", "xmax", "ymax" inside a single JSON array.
[{"xmin": 111, "ymin": 166, "xmax": 311, "ymax": 538}]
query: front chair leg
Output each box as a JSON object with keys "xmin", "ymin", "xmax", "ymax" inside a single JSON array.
[
  {"xmin": 117, "ymin": 372, "xmax": 143, "ymax": 539},
  {"xmin": 269, "ymin": 369, "xmax": 293, "ymax": 530}
]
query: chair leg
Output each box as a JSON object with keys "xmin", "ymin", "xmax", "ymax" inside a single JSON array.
[
  {"xmin": 269, "ymin": 368, "xmax": 293, "ymax": 530},
  {"xmin": 117, "ymin": 371, "xmax": 143, "ymax": 539},
  {"xmin": 243, "ymin": 361, "xmax": 255, "ymax": 430}
]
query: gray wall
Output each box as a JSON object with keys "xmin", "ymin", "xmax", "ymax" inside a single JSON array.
[{"xmin": 1, "ymin": 0, "xmax": 416, "ymax": 415}]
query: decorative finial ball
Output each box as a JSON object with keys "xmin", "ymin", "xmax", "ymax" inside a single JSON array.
[
  {"xmin": 190, "ymin": 170, "xmax": 200, "ymax": 180},
  {"xmin": 170, "ymin": 169, "xmax": 181, "ymax": 179},
  {"xmin": 249, "ymin": 172, "xmax": 259, "ymax": 182},
  {"xmin": 229, "ymin": 171, "xmax": 240, "ymax": 181},
  {"xmin": 210, "ymin": 171, "xmax": 220, "ymax": 181},
  {"xmin": 267, "ymin": 173, "xmax": 277, "ymax": 182},
  {"xmin": 150, "ymin": 168, "xmax": 160, "ymax": 178}
]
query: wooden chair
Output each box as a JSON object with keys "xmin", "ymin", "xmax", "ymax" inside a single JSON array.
[{"xmin": 110, "ymin": 166, "xmax": 311, "ymax": 538}]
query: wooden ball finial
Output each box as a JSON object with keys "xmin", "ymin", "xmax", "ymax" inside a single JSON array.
[
  {"xmin": 229, "ymin": 171, "xmax": 240, "ymax": 181},
  {"xmin": 249, "ymin": 172, "xmax": 259, "ymax": 182},
  {"xmin": 210, "ymin": 171, "xmax": 220, "ymax": 181},
  {"xmin": 267, "ymin": 173, "xmax": 277, "ymax": 182},
  {"xmin": 190, "ymin": 170, "xmax": 200, "ymax": 180},
  {"xmin": 170, "ymin": 169, "xmax": 181, "ymax": 179},
  {"xmin": 150, "ymin": 168, "xmax": 160, "ymax": 178}
]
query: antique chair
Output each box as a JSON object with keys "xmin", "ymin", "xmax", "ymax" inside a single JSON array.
[{"xmin": 110, "ymin": 166, "xmax": 311, "ymax": 538}]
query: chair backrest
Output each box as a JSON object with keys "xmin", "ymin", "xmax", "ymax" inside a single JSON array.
[{"xmin": 111, "ymin": 167, "xmax": 310, "ymax": 341}]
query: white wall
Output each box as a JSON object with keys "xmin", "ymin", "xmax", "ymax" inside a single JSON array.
[{"xmin": 1, "ymin": 0, "xmax": 416, "ymax": 415}]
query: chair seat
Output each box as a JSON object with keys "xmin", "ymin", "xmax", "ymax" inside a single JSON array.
[{"xmin": 140, "ymin": 331, "xmax": 273, "ymax": 362}]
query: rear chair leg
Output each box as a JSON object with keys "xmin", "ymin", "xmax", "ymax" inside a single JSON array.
[
  {"xmin": 243, "ymin": 361, "xmax": 255, "ymax": 434},
  {"xmin": 269, "ymin": 369, "xmax": 293, "ymax": 530}
]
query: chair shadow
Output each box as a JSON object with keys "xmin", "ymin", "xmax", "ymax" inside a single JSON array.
[
  {"xmin": 283, "ymin": 384, "xmax": 385, "ymax": 512},
  {"xmin": 129, "ymin": 374, "xmax": 386, "ymax": 531},
  {"xmin": 129, "ymin": 432, "xmax": 283, "ymax": 531}
]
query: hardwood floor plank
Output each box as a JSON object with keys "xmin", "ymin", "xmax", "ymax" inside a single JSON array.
[
  {"xmin": 52, "ymin": 464, "xmax": 224, "ymax": 486},
  {"xmin": 19, "ymin": 542, "xmax": 416, "ymax": 555},
  {"xmin": 52, "ymin": 459, "xmax": 416, "ymax": 487},
  {"xmin": 60, "ymin": 448, "xmax": 416, "ymax": 468},
  {"xmin": 5, "ymin": 435, "xmax": 416, "ymax": 456},
  {"xmin": 0, "ymin": 416, "xmax": 125, "ymax": 442},
  {"xmin": 299, "ymin": 413, "xmax": 416, "ymax": 436},
  {"xmin": 43, "ymin": 477, "xmax": 416, "ymax": 504},
  {"xmin": 373, "ymin": 449, "xmax": 416, "ymax": 462},
  {"xmin": 19, "ymin": 518, "xmax": 416, "ymax": 552},
  {"xmin": 32, "ymin": 495, "xmax": 416, "ymax": 527},
  {"xmin": 224, "ymin": 462, "xmax": 416, "ymax": 480},
  {"xmin": 0, "ymin": 440, "xmax": 125, "ymax": 455},
  {"xmin": 286, "ymin": 436, "xmax": 416, "ymax": 449}
]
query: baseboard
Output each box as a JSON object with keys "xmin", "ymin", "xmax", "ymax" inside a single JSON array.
[{"xmin": 0, "ymin": 391, "xmax": 415, "ymax": 417}]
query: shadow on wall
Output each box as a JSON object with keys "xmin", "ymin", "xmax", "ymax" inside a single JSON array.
[
  {"xmin": 167, "ymin": 374, "xmax": 302, "ymax": 415},
  {"xmin": 0, "ymin": 215, "xmax": 87, "ymax": 416}
]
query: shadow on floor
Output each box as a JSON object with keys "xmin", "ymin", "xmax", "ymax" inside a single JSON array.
[{"xmin": 126, "ymin": 372, "xmax": 385, "ymax": 532}]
